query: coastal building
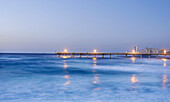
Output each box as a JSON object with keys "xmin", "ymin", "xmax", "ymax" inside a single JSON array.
[{"xmin": 132, "ymin": 46, "xmax": 169, "ymax": 54}]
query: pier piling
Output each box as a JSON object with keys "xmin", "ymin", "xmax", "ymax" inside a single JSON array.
[
  {"xmin": 102, "ymin": 54, "xmax": 104, "ymax": 58},
  {"xmin": 125, "ymin": 54, "xmax": 127, "ymax": 58},
  {"xmin": 140, "ymin": 54, "xmax": 142, "ymax": 58}
]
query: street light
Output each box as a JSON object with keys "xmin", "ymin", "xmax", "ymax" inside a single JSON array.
[
  {"xmin": 164, "ymin": 50, "xmax": 166, "ymax": 54},
  {"xmin": 94, "ymin": 49, "xmax": 97, "ymax": 53},
  {"xmin": 64, "ymin": 49, "xmax": 68, "ymax": 53},
  {"xmin": 132, "ymin": 50, "xmax": 135, "ymax": 53}
]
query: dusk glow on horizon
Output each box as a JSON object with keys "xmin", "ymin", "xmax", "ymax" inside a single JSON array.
[{"xmin": 0, "ymin": 0, "xmax": 170, "ymax": 52}]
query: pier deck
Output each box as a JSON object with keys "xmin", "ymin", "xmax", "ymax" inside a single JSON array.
[{"xmin": 55, "ymin": 52, "xmax": 170, "ymax": 58}]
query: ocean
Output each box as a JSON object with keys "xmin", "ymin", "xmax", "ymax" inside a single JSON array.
[{"xmin": 0, "ymin": 53, "xmax": 170, "ymax": 102}]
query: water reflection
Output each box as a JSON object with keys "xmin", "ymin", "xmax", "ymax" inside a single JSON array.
[
  {"xmin": 162, "ymin": 58, "xmax": 169, "ymax": 88},
  {"xmin": 93, "ymin": 74, "xmax": 100, "ymax": 84},
  {"xmin": 93, "ymin": 74, "xmax": 100, "ymax": 91},
  {"xmin": 63, "ymin": 60, "xmax": 68, "ymax": 73},
  {"xmin": 164, "ymin": 63, "xmax": 166, "ymax": 67},
  {"xmin": 63, "ymin": 60, "xmax": 70, "ymax": 86},
  {"xmin": 93, "ymin": 87, "xmax": 100, "ymax": 91},
  {"xmin": 92, "ymin": 58, "xmax": 100, "ymax": 90},
  {"xmin": 162, "ymin": 58, "xmax": 167, "ymax": 67},
  {"xmin": 162, "ymin": 74, "xmax": 168, "ymax": 88},
  {"xmin": 64, "ymin": 75, "xmax": 70, "ymax": 86},
  {"xmin": 131, "ymin": 74, "xmax": 139, "ymax": 83},
  {"xmin": 62, "ymin": 56, "xmax": 68, "ymax": 59},
  {"xmin": 93, "ymin": 57, "xmax": 97, "ymax": 72},
  {"xmin": 130, "ymin": 57, "xmax": 136, "ymax": 63},
  {"xmin": 130, "ymin": 74, "xmax": 139, "ymax": 91},
  {"xmin": 93, "ymin": 58, "xmax": 97, "ymax": 67}
]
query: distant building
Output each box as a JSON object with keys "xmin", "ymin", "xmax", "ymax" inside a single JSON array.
[
  {"xmin": 140, "ymin": 47, "xmax": 159, "ymax": 54},
  {"xmin": 134, "ymin": 46, "xmax": 139, "ymax": 52},
  {"xmin": 130, "ymin": 46, "xmax": 169, "ymax": 54}
]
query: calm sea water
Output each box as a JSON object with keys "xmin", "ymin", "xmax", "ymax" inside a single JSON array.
[{"xmin": 0, "ymin": 54, "xmax": 170, "ymax": 102}]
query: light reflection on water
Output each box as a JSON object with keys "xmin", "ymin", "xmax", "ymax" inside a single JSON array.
[
  {"xmin": 162, "ymin": 58, "xmax": 169, "ymax": 88},
  {"xmin": 131, "ymin": 74, "xmax": 139, "ymax": 83},
  {"xmin": 162, "ymin": 74, "xmax": 168, "ymax": 88},
  {"xmin": 63, "ymin": 60, "xmax": 70, "ymax": 86},
  {"xmin": 93, "ymin": 74, "xmax": 100, "ymax": 84},
  {"xmin": 93, "ymin": 57, "xmax": 97, "ymax": 72},
  {"xmin": 130, "ymin": 74, "xmax": 139, "ymax": 91},
  {"xmin": 130, "ymin": 57, "xmax": 136, "ymax": 63},
  {"xmin": 0, "ymin": 54, "xmax": 170, "ymax": 102},
  {"xmin": 162, "ymin": 58, "xmax": 167, "ymax": 67},
  {"xmin": 92, "ymin": 57, "xmax": 100, "ymax": 91},
  {"xmin": 64, "ymin": 75, "xmax": 70, "ymax": 86}
]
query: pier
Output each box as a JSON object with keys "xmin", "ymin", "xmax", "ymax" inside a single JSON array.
[{"xmin": 55, "ymin": 52, "xmax": 170, "ymax": 58}]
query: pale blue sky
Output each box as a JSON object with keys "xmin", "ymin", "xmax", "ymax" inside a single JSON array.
[{"xmin": 0, "ymin": 0, "xmax": 170, "ymax": 52}]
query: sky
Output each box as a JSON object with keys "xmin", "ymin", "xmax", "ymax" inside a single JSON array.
[{"xmin": 0, "ymin": 0, "xmax": 170, "ymax": 53}]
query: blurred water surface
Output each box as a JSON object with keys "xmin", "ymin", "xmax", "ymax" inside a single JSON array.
[{"xmin": 0, "ymin": 54, "xmax": 170, "ymax": 102}]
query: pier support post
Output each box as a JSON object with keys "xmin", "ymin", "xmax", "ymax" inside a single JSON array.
[
  {"xmin": 71, "ymin": 54, "xmax": 74, "ymax": 58},
  {"xmin": 165, "ymin": 55, "xmax": 166, "ymax": 58},
  {"xmin": 125, "ymin": 54, "xmax": 127, "ymax": 58},
  {"xmin": 87, "ymin": 53, "xmax": 88, "ymax": 58},
  {"xmin": 80, "ymin": 54, "xmax": 82, "ymax": 58},
  {"xmin": 149, "ymin": 55, "xmax": 151, "ymax": 58},
  {"xmin": 110, "ymin": 54, "xmax": 111, "ymax": 58},
  {"xmin": 94, "ymin": 54, "xmax": 96, "ymax": 58},
  {"xmin": 58, "ymin": 54, "xmax": 60, "ymax": 57},
  {"xmin": 102, "ymin": 54, "xmax": 104, "ymax": 58}
]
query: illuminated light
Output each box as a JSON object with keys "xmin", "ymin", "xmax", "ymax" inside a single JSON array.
[
  {"xmin": 64, "ymin": 49, "xmax": 68, "ymax": 53},
  {"xmin": 132, "ymin": 50, "xmax": 135, "ymax": 53},
  {"xmin": 130, "ymin": 57, "xmax": 136, "ymax": 63},
  {"xmin": 164, "ymin": 50, "xmax": 167, "ymax": 54},
  {"xmin": 94, "ymin": 49, "xmax": 97, "ymax": 53},
  {"xmin": 131, "ymin": 74, "xmax": 139, "ymax": 83}
]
